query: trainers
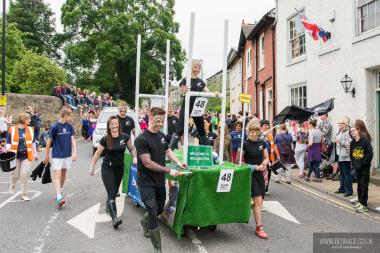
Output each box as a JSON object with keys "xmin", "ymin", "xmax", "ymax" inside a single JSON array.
[
  {"xmin": 350, "ymin": 197, "xmax": 359, "ymax": 203},
  {"xmin": 56, "ymin": 196, "xmax": 66, "ymax": 209},
  {"xmin": 356, "ymin": 205, "xmax": 368, "ymax": 213},
  {"xmin": 255, "ymin": 225, "xmax": 268, "ymax": 239},
  {"xmin": 265, "ymin": 191, "xmax": 270, "ymax": 196},
  {"xmin": 9, "ymin": 185, "xmax": 15, "ymax": 195},
  {"xmin": 326, "ymin": 173, "xmax": 336, "ymax": 180},
  {"xmin": 353, "ymin": 203, "xmax": 361, "ymax": 209},
  {"xmin": 332, "ymin": 174, "xmax": 340, "ymax": 181}
]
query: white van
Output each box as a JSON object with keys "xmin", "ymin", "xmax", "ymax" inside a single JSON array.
[{"xmin": 92, "ymin": 107, "xmax": 138, "ymax": 154}]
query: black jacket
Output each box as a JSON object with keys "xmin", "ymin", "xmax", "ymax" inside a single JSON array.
[{"xmin": 350, "ymin": 137, "xmax": 373, "ymax": 172}]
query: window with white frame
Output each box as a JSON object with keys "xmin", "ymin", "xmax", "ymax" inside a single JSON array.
[
  {"xmin": 377, "ymin": 70, "xmax": 380, "ymax": 88},
  {"xmin": 259, "ymin": 33, "xmax": 265, "ymax": 69},
  {"xmin": 246, "ymin": 49, "xmax": 252, "ymax": 78},
  {"xmin": 288, "ymin": 12, "xmax": 306, "ymax": 59},
  {"xmin": 290, "ymin": 84, "xmax": 307, "ymax": 107},
  {"xmin": 357, "ymin": 0, "xmax": 380, "ymax": 34},
  {"xmin": 266, "ymin": 89, "xmax": 273, "ymax": 120}
]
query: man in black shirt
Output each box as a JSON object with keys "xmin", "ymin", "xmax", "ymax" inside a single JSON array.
[
  {"xmin": 134, "ymin": 107, "xmax": 185, "ymax": 252},
  {"xmin": 166, "ymin": 108, "xmax": 179, "ymax": 147},
  {"xmin": 117, "ymin": 101, "xmax": 136, "ymax": 137},
  {"xmin": 169, "ymin": 59, "xmax": 219, "ymax": 149}
]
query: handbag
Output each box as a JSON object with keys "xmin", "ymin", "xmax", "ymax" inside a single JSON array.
[{"xmin": 279, "ymin": 134, "xmax": 295, "ymax": 155}]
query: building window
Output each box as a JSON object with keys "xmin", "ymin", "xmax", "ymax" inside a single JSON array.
[
  {"xmin": 290, "ymin": 84, "xmax": 307, "ymax": 107},
  {"xmin": 259, "ymin": 33, "xmax": 265, "ymax": 69},
  {"xmin": 288, "ymin": 12, "xmax": 306, "ymax": 59},
  {"xmin": 266, "ymin": 89, "xmax": 273, "ymax": 120},
  {"xmin": 377, "ymin": 70, "xmax": 380, "ymax": 88},
  {"xmin": 358, "ymin": 0, "xmax": 380, "ymax": 34},
  {"xmin": 246, "ymin": 49, "xmax": 252, "ymax": 78}
]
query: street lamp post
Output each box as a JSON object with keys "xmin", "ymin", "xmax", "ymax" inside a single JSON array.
[
  {"xmin": 2, "ymin": 0, "xmax": 6, "ymax": 95},
  {"xmin": 340, "ymin": 74, "xmax": 355, "ymax": 98}
]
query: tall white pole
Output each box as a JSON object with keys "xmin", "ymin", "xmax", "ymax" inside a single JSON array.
[
  {"xmin": 239, "ymin": 81, "xmax": 248, "ymax": 166},
  {"xmin": 163, "ymin": 40, "xmax": 170, "ymax": 135},
  {"xmin": 219, "ymin": 20, "xmax": 228, "ymax": 165},
  {"xmin": 183, "ymin": 12, "xmax": 195, "ymax": 165},
  {"xmin": 134, "ymin": 34, "xmax": 142, "ymax": 136}
]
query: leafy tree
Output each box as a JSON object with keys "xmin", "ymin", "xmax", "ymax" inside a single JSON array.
[
  {"xmin": 12, "ymin": 51, "xmax": 67, "ymax": 95},
  {"xmin": 60, "ymin": 0, "xmax": 185, "ymax": 106},
  {"xmin": 7, "ymin": 0, "xmax": 56, "ymax": 57},
  {"xmin": 0, "ymin": 20, "xmax": 27, "ymax": 92}
]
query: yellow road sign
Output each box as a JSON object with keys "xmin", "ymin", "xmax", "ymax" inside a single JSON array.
[
  {"xmin": 239, "ymin": 93, "xmax": 251, "ymax": 104},
  {"xmin": 0, "ymin": 95, "xmax": 6, "ymax": 106}
]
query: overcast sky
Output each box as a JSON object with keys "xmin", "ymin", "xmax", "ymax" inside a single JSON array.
[{"xmin": 4, "ymin": 0, "xmax": 275, "ymax": 79}]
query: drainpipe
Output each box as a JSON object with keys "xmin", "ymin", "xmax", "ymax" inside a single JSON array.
[
  {"xmin": 272, "ymin": 19, "xmax": 277, "ymax": 120},
  {"xmin": 255, "ymin": 37, "xmax": 260, "ymax": 116}
]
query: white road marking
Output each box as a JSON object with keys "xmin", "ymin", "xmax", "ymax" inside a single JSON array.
[
  {"xmin": 0, "ymin": 192, "xmax": 21, "ymax": 209},
  {"xmin": 263, "ymin": 201, "xmax": 300, "ymax": 224},
  {"xmin": 33, "ymin": 211, "xmax": 60, "ymax": 253},
  {"xmin": 66, "ymin": 191, "xmax": 126, "ymax": 238},
  {"xmin": 187, "ymin": 228, "xmax": 209, "ymax": 253},
  {"xmin": 0, "ymin": 191, "xmax": 42, "ymax": 207},
  {"xmin": 9, "ymin": 191, "xmax": 41, "ymax": 203}
]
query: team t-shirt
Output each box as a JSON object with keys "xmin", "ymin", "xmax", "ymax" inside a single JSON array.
[
  {"xmin": 243, "ymin": 138, "xmax": 267, "ymax": 166},
  {"xmin": 117, "ymin": 115, "xmax": 135, "ymax": 136},
  {"xmin": 99, "ymin": 133, "xmax": 130, "ymax": 166},
  {"xmin": 49, "ymin": 122, "xmax": 75, "ymax": 158},
  {"xmin": 134, "ymin": 130, "xmax": 168, "ymax": 187},
  {"xmin": 180, "ymin": 77, "xmax": 206, "ymax": 108}
]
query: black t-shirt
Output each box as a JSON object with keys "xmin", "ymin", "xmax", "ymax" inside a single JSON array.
[
  {"xmin": 99, "ymin": 134, "xmax": 130, "ymax": 166},
  {"xmin": 180, "ymin": 77, "xmax": 206, "ymax": 107},
  {"xmin": 134, "ymin": 130, "xmax": 169, "ymax": 187},
  {"xmin": 167, "ymin": 115, "xmax": 179, "ymax": 136},
  {"xmin": 243, "ymin": 139, "xmax": 267, "ymax": 166},
  {"xmin": 117, "ymin": 115, "xmax": 135, "ymax": 136},
  {"xmin": 195, "ymin": 131, "xmax": 218, "ymax": 147}
]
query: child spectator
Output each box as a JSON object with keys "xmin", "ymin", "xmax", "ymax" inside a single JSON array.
[{"xmin": 0, "ymin": 138, "xmax": 7, "ymax": 153}]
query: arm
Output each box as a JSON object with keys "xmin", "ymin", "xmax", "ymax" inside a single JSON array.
[
  {"xmin": 131, "ymin": 128, "xmax": 136, "ymax": 138},
  {"xmin": 194, "ymin": 136, "xmax": 200, "ymax": 145},
  {"xmin": 140, "ymin": 153, "xmax": 177, "ymax": 175},
  {"xmin": 127, "ymin": 139, "xmax": 137, "ymax": 164},
  {"xmin": 165, "ymin": 148, "xmax": 186, "ymax": 168},
  {"xmin": 71, "ymin": 136, "xmax": 77, "ymax": 161},
  {"xmin": 89, "ymin": 145, "xmax": 105, "ymax": 176},
  {"xmin": 44, "ymin": 138, "xmax": 51, "ymax": 164},
  {"xmin": 362, "ymin": 140, "xmax": 374, "ymax": 168},
  {"xmin": 259, "ymin": 149, "xmax": 270, "ymax": 171},
  {"xmin": 308, "ymin": 133, "xmax": 314, "ymax": 147}
]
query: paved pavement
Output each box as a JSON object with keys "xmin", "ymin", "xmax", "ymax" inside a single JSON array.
[
  {"xmin": 289, "ymin": 167, "xmax": 380, "ymax": 211},
  {"xmin": 1, "ymin": 141, "xmax": 380, "ymax": 253}
]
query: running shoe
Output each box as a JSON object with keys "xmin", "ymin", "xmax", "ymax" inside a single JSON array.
[
  {"xmin": 353, "ymin": 203, "xmax": 361, "ymax": 209},
  {"xmin": 255, "ymin": 225, "xmax": 268, "ymax": 239},
  {"xmin": 356, "ymin": 205, "xmax": 368, "ymax": 213},
  {"xmin": 56, "ymin": 196, "xmax": 66, "ymax": 209},
  {"xmin": 350, "ymin": 196, "xmax": 359, "ymax": 203}
]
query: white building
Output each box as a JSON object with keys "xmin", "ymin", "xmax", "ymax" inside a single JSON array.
[
  {"xmin": 227, "ymin": 48, "xmax": 243, "ymax": 115},
  {"xmin": 276, "ymin": 0, "xmax": 380, "ymax": 170}
]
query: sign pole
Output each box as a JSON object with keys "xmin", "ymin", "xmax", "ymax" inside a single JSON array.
[
  {"xmin": 134, "ymin": 34, "xmax": 141, "ymax": 136},
  {"xmin": 183, "ymin": 12, "xmax": 195, "ymax": 165},
  {"xmin": 239, "ymin": 80, "xmax": 248, "ymax": 166},
  {"xmin": 163, "ymin": 40, "xmax": 170, "ymax": 135},
  {"xmin": 219, "ymin": 19, "xmax": 228, "ymax": 165},
  {"xmin": 2, "ymin": 0, "xmax": 6, "ymax": 95}
]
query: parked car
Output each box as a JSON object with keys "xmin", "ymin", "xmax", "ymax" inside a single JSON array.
[{"xmin": 92, "ymin": 107, "xmax": 138, "ymax": 154}]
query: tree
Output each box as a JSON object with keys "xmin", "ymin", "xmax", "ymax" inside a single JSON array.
[
  {"xmin": 12, "ymin": 51, "xmax": 67, "ymax": 95},
  {"xmin": 7, "ymin": 0, "xmax": 56, "ymax": 57},
  {"xmin": 60, "ymin": 0, "xmax": 185, "ymax": 106},
  {"xmin": 0, "ymin": 20, "xmax": 27, "ymax": 92}
]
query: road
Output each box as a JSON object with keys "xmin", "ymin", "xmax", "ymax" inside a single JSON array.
[{"xmin": 1, "ymin": 141, "xmax": 379, "ymax": 253}]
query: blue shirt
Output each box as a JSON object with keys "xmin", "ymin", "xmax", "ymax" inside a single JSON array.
[
  {"xmin": 230, "ymin": 130, "xmax": 246, "ymax": 152},
  {"xmin": 49, "ymin": 122, "xmax": 75, "ymax": 158}
]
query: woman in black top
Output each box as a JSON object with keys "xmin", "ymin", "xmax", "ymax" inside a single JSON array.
[
  {"xmin": 89, "ymin": 115, "xmax": 137, "ymax": 229},
  {"xmin": 194, "ymin": 118, "xmax": 217, "ymax": 146},
  {"xmin": 169, "ymin": 59, "xmax": 219, "ymax": 149},
  {"xmin": 238, "ymin": 123, "xmax": 269, "ymax": 239}
]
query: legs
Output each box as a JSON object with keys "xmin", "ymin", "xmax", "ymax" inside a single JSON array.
[
  {"xmin": 10, "ymin": 159, "xmax": 31, "ymax": 198},
  {"xmin": 251, "ymin": 172, "xmax": 268, "ymax": 239},
  {"xmin": 357, "ymin": 170, "xmax": 370, "ymax": 207},
  {"xmin": 53, "ymin": 169, "xmax": 67, "ymax": 196},
  {"xmin": 341, "ymin": 161, "xmax": 353, "ymax": 195},
  {"xmin": 295, "ymin": 145, "xmax": 306, "ymax": 176}
]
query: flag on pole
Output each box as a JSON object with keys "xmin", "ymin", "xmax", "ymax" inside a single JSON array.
[{"xmin": 296, "ymin": 9, "xmax": 329, "ymax": 42}]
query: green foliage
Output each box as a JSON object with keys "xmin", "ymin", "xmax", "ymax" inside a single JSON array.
[
  {"xmin": 0, "ymin": 21, "xmax": 27, "ymax": 92},
  {"xmin": 60, "ymin": 0, "xmax": 185, "ymax": 106},
  {"xmin": 7, "ymin": 0, "xmax": 56, "ymax": 57},
  {"xmin": 12, "ymin": 51, "xmax": 67, "ymax": 95}
]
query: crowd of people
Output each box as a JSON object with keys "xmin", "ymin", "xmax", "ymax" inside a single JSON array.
[
  {"xmin": 51, "ymin": 83, "xmax": 116, "ymax": 110},
  {"xmin": 0, "ymin": 58, "xmax": 377, "ymax": 252}
]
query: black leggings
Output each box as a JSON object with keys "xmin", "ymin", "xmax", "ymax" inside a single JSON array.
[
  {"xmin": 176, "ymin": 100, "xmax": 205, "ymax": 137},
  {"xmin": 140, "ymin": 186, "xmax": 166, "ymax": 230},
  {"xmin": 101, "ymin": 163, "xmax": 124, "ymax": 201},
  {"xmin": 357, "ymin": 168, "xmax": 370, "ymax": 206}
]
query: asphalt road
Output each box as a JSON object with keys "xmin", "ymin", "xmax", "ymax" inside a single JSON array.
[{"xmin": 1, "ymin": 141, "xmax": 379, "ymax": 253}]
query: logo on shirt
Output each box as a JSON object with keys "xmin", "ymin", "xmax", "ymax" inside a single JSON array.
[
  {"xmin": 125, "ymin": 121, "xmax": 131, "ymax": 126},
  {"xmin": 352, "ymin": 147, "xmax": 364, "ymax": 159},
  {"xmin": 197, "ymin": 82, "xmax": 202, "ymax": 87},
  {"xmin": 120, "ymin": 139, "xmax": 125, "ymax": 145},
  {"xmin": 63, "ymin": 128, "xmax": 67, "ymax": 133},
  {"xmin": 161, "ymin": 138, "xmax": 166, "ymax": 144},
  {"xmin": 259, "ymin": 145, "xmax": 264, "ymax": 151}
]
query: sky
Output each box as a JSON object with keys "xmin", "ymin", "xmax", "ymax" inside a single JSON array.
[{"xmin": 3, "ymin": 0, "xmax": 275, "ymax": 79}]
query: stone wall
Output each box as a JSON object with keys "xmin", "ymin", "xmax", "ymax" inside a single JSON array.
[{"xmin": 5, "ymin": 93, "xmax": 82, "ymax": 136}]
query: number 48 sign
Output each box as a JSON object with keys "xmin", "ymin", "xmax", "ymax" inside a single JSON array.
[
  {"xmin": 190, "ymin": 97, "xmax": 208, "ymax": 117},
  {"xmin": 216, "ymin": 169, "xmax": 235, "ymax": 192}
]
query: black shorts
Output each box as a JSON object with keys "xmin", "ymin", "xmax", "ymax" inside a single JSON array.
[
  {"xmin": 139, "ymin": 186, "xmax": 166, "ymax": 214},
  {"xmin": 251, "ymin": 171, "xmax": 265, "ymax": 198}
]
